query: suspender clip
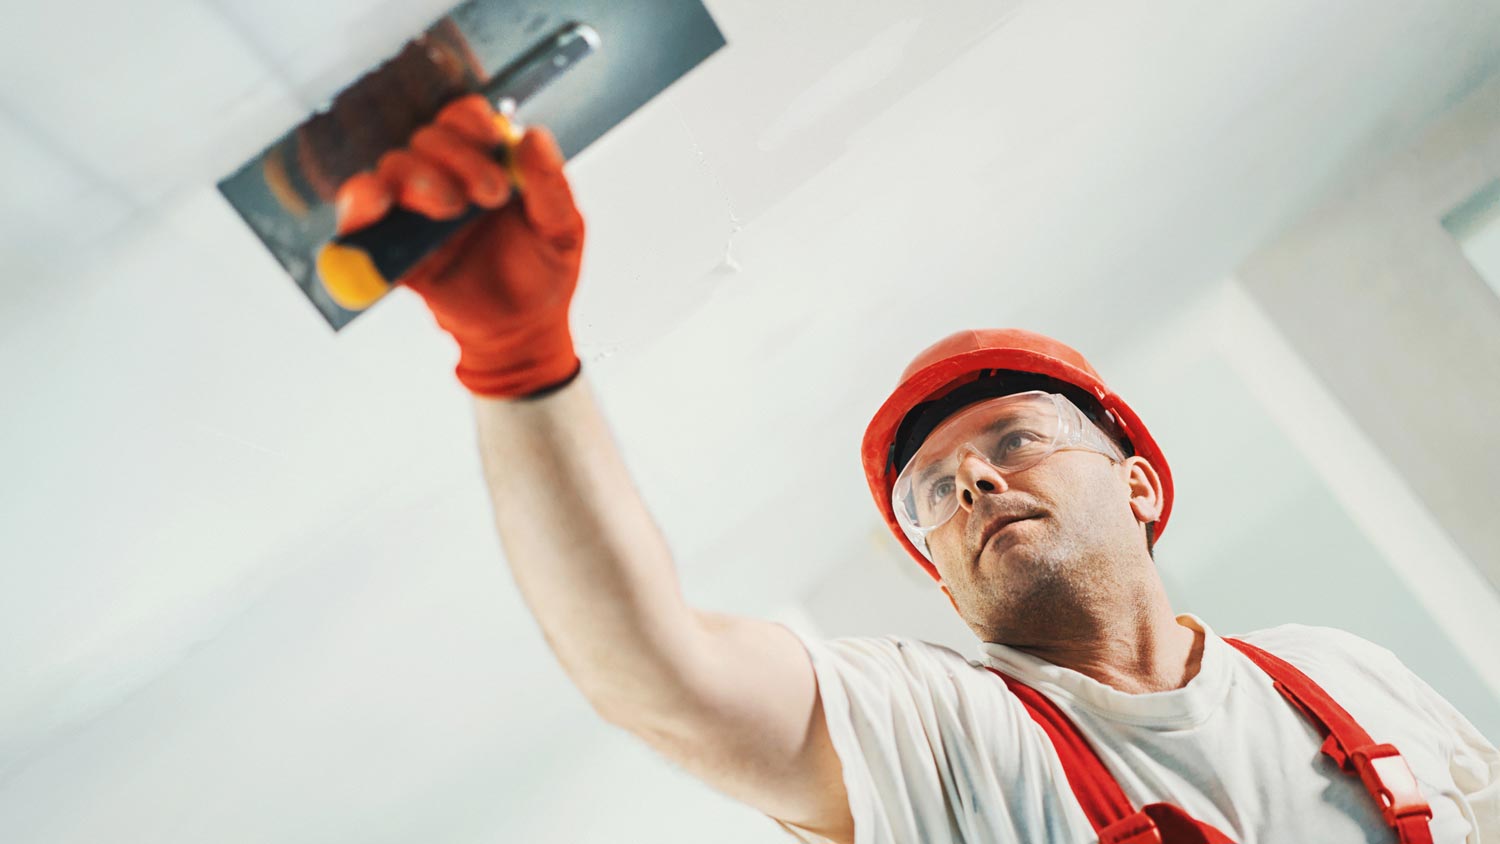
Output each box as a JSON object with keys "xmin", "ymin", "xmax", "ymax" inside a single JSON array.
[{"xmin": 1350, "ymin": 744, "xmax": 1433, "ymax": 826}]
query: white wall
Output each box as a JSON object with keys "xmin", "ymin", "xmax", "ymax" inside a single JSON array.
[{"xmin": 1239, "ymin": 74, "xmax": 1500, "ymax": 593}]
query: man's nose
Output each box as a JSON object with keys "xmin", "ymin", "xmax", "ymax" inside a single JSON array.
[{"xmin": 955, "ymin": 447, "xmax": 1009, "ymax": 513}]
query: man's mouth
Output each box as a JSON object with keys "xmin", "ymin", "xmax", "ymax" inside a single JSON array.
[{"xmin": 980, "ymin": 514, "xmax": 1034, "ymax": 548}]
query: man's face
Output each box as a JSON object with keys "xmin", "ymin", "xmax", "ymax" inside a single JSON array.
[{"xmin": 920, "ymin": 423, "xmax": 1158, "ymax": 642}]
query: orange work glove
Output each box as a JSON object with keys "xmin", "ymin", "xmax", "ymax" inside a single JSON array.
[{"xmin": 334, "ymin": 94, "xmax": 585, "ymax": 398}]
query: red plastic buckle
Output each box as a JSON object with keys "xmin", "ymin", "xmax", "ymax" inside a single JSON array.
[
  {"xmin": 1098, "ymin": 811, "xmax": 1163, "ymax": 844},
  {"xmin": 1350, "ymin": 744, "xmax": 1433, "ymax": 826}
]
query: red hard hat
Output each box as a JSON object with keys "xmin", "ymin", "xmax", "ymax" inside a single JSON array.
[{"xmin": 861, "ymin": 328, "xmax": 1174, "ymax": 580}]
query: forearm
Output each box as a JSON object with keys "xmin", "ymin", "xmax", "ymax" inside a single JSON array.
[{"xmin": 473, "ymin": 371, "xmax": 706, "ymax": 717}]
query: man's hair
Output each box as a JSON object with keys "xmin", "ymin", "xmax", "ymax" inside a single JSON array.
[{"xmin": 893, "ymin": 370, "xmax": 1157, "ymax": 556}]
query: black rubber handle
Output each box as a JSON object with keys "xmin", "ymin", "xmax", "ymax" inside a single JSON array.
[{"xmin": 333, "ymin": 203, "xmax": 488, "ymax": 286}]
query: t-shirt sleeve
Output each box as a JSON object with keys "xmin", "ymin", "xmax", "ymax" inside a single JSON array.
[
  {"xmin": 1324, "ymin": 629, "xmax": 1500, "ymax": 841},
  {"xmin": 1404, "ymin": 668, "xmax": 1500, "ymax": 841},
  {"xmin": 774, "ymin": 631, "xmax": 1028, "ymax": 844},
  {"xmin": 1249, "ymin": 624, "xmax": 1500, "ymax": 842}
]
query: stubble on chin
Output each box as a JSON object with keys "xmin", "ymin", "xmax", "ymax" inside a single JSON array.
[{"xmin": 966, "ymin": 539, "xmax": 1097, "ymax": 641}]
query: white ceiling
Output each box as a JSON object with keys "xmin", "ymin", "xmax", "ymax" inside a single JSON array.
[{"xmin": 3, "ymin": 1, "xmax": 1500, "ymax": 841}]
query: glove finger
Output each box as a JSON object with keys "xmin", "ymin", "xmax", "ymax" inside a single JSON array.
[
  {"xmin": 376, "ymin": 149, "xmax": 466, "ymax": 219},
  {"xmin": 435, "ymin": 94, "xmax": 511, "ymax": 147},
  {"xmin": 410, "ymin": 123, "xmax": 511, "ymax": 209},
  {"xmin": 333, "ymin": 172, "xmax": 393, "ymax": 235},
  {"xmin": 512, "ymin": 127, "xmax": 583, "ymax": 245}
]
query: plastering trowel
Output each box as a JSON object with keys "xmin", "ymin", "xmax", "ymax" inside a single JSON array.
[{"xmin": 218, "ymin": 0, "xmax": 725, "ymax": 330}]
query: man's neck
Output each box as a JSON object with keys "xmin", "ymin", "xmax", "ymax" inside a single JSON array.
[{"xmin": 1005, "ymin": 598, "xmax": 1205, "ymax": 695}]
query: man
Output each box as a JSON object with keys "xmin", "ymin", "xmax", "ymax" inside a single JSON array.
[{"xmin": 335, "ymin": 96, "xmax": 1499, "ymax": 842}]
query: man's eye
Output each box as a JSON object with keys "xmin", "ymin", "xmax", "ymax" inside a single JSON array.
[
  {"xmin": 998, "ymin": 431, "xmax": 1038, "ymax": 453},
  {"xmin": 925, "ymin": 478, "xmax": 955, "ymax": 505}
]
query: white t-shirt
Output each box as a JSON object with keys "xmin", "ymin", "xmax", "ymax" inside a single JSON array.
[{"xmin": 780, "ymin": 615, "xmax": 1499, "ymax": 844}]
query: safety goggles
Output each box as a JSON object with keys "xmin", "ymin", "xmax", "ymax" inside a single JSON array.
[{"xmin": 891, "ymin": 391, "xmax": 1125, "ymax": 553}]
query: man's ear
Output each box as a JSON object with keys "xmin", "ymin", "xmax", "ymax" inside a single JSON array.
[{"xmin": 1122, "ymin": 456, "xmax": 1164, "ymax": 524}]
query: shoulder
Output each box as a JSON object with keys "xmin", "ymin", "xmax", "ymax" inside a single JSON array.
[
  {"xmin": 797, "ymin": 633, "xmax": 1017, "ymax": 719},
  {"xmin": 1230, "ymin": 623, "xmax": 1500, "ymax": 825},
  {"xmin": 1232, "ymin": 621, "xmax": 1401, "ymax": 666},
  {"xmin": 1230, "ymin": 622, "xmax": 1405, "ymax": 675},
  {"xmin": 806, "ymin": 634, "xmax": 993, "ymax": 686},
  {"xmin": 788, "ymin": 635, "xmax": 1062, "ymax": 842},
  {"xmin": 818, "ymin": 634, "xmax": 980, "ymax": 666},
  {"xmin": 1228, "ymin": 622, "xmax": 1421, "ymax": 709}
]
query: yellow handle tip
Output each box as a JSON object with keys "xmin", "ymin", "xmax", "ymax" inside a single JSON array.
[{"xmin": 317, "ymin": 242, "xmax": 392, "ymax": 311}]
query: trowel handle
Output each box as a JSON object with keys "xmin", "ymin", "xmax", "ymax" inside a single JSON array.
[
  {"xmin": 317, "ymin": 111, "xmax": 523, "ymax": 312},
  {"xmin": 317, "ymin": 204, "xmax": 486, "ymax": 311}
]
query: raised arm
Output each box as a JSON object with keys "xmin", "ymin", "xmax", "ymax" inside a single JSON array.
[
  {"xmin": 474, "ymin": 377, "xmax": 850, "ymax": 839},
  {"xmin": 334, "ymin": 95, "xmax": 852, "ymax": 841}
]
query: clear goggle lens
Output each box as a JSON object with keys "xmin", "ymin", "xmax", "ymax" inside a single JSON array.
[{"xmin": 891, "ymin": 391, "xmax": 1124, "ymax": 554}]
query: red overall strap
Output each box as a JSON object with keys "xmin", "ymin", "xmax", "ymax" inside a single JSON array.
[
  {"xmin": 988, "ymin": 670, "xmax": 1136, "ymax": 830},
  {"xmin": 986, "ymin": 667, "xmax": 1234, "ymax": 843},
  {"xmin": 1223, "ymin": 637, "xmax": 1435, "ymax": 844},
  {"xmin": 989, "ymin": 639, "xmax": 1436, "ymax": 843}
]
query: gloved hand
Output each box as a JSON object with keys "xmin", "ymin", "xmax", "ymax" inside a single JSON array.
[{"xmin": 334, "ymin": 94, "xmax": 585, "ymax": 398}]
